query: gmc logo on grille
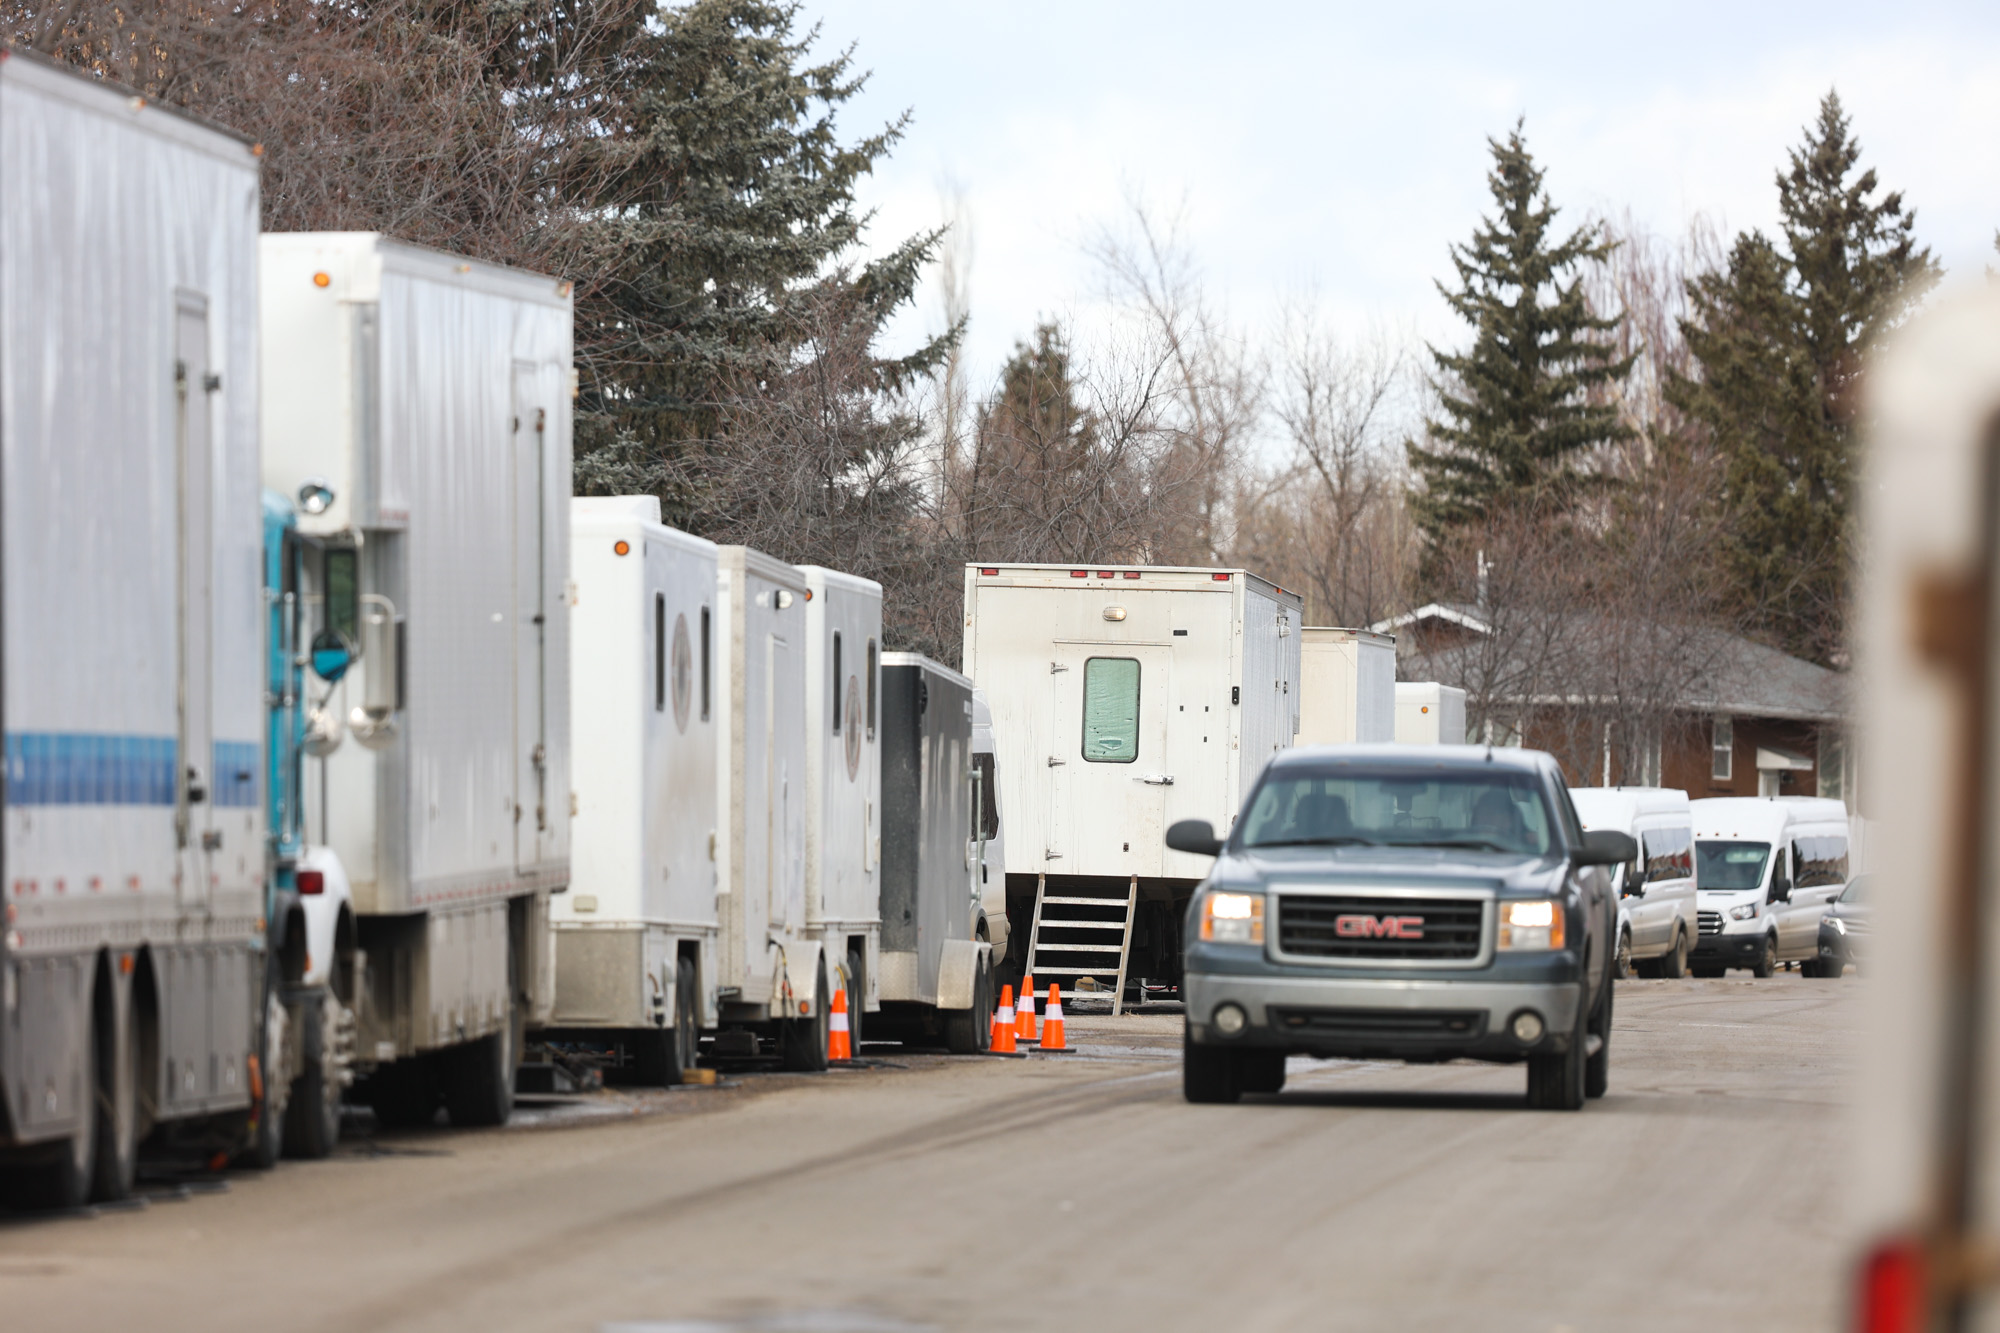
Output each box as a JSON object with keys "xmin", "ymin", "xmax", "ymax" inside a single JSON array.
[{"xmin": 1333, "ymin": 913, "xmax": 1425, "ymax": 940}]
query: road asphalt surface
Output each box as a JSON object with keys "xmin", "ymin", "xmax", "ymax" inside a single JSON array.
[{"xmin": 0, "ymin": 976, "xmax": 1858, "ymax": 1332}]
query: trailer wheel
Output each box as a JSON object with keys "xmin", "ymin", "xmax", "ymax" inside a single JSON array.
[
  {"xmin": 367, "ymin": 1056, "xmax": 440, "ymax": 1129},
  {"xmin": 90, "ymin": 971, "xmax": 139, "ymax": 1202},
  {"xmin": 780, "ymin": 961, "xmax": 831, "ymax": 1073},
  {"xmin": 944, "ymin": 951, "xmax": 992, "ymax": 1054},
  {"xmin": 11, "ymin": 1009, "xmax": 99, "ymax": 1209},
  {"xmin": 284, "ymin": 988, "xmax": 346, "ymax": 1158},
  {"xmin": 445, "ymin": 1002, "xmax": 520, "ymax": 1127}
]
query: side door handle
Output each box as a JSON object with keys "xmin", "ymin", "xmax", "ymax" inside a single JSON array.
[{"xmin": 1137, "ymin": 773, "xmax": 1175, "ymax": 786}]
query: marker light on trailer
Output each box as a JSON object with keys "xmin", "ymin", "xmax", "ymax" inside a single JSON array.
[
  {"xmin": 1123, "ymin": 571, "xmax": 1140, "ymax": 579},
  {"xmin": 980, "ymin": 567, "xmax": 998, "ymax": 576},
  {"xmin": 312, "ymin": 272, "xmax": 331, "ymax": 288},
  {"xmin": 1097, "ymin": 571, "xmax": 1115, "ymax": 578},
  {"xmin": 1070, "ymin": 570, "xmax": 1087, "ymax": 578},
  {"xmin": 613, "ymin": 540, "xmax": 630, "ymax": 556},
  {"xmin": 1211, "ymin": 572, "xmax": 1230, "ymax": 581}
]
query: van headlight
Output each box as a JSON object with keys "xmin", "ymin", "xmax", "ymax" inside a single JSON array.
[
  {"xmin": 1827, "ymin": 916, "xmax": 1847, "ymax": 935},
  {"xmin": 1497, "ymin": 899, "xmax": 1565, "ymax": 951},
  {"xmin": 1729, "ymin": 903, "xmax": 1759, "ymax": 921},
  {"xmin": 1200, "ymin": 891, "xmax": 1264, "ymax": 944}
]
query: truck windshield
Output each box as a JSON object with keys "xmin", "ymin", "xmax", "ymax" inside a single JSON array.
[
  {"xmin": 1696, "ymin": 840, "xmax": 1771, "ymax": 891},
  {"xmin": 1239, "ymin": 768, "xmax": 1555, "ymax": 856}
]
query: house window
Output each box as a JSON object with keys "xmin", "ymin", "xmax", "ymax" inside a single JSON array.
[
  {"xmin": 1711, "ymin": 716, "xmax": 1733, "ymax": 782},
  {"xmin": 1820, "ymin": 731, "xmax": 1846, "ymax": 804}
]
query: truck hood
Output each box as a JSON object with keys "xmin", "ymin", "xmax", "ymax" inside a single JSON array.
[{"xmin": 1218, "ymin": 845, "xmax": 1571, "ymax": 895}]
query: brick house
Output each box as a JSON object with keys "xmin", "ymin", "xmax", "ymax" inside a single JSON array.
[{"xmin": 1373, "ymin": 603, "xmax": 1853, "ymax": 808}]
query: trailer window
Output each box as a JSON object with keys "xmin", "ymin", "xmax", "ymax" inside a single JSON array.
[
  {"xmin": 832, "ymin": 631, "xmax": 843, "ymax": 733},
  {"xmin": 1081, "ymin": 657, "xmax": 1141, "ymax": 763},
  {"xmin": 672, "ymin": 613, "xmax": 693, "ymax": 732},
  {"xmin": 866, "ymin": 638, "xmax": 877, "ymax": 739},
  {"xmin": 654, "ymin": 593, "xmax": 666, "ymax": 713},
  {"xmin": 700, "ymin": 606, "xmax": 712, "ymax": 722}
]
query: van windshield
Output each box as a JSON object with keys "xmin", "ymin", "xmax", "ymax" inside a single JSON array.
[
  {"xmin": 1240, "ymin": 768, "xmax": 1554, "ymax": 856},
  {"xmin": 1697, "ymin": 840, "xmax": 1771, "ymax": 892}
]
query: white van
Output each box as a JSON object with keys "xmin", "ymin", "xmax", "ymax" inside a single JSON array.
[
  {"xmin": 1690, "ymin": 796, "xmax": 1851, "ymax": 978},
  {"xmin": 1570, "ymin": 788, "xmax": 1697, "ymax": 978}
]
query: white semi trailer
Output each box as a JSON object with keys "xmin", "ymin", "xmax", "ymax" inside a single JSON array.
[
  {"xmin": 1297, "ymin": 627, "xmax": 1395, "ymax": 745},
  {"xmin": 0, "ymin": 54, "xmax": 267, "ymax": 1206},
  {"xmin": 713, "ymin": 548, "xmax": 825, "ymax": 1068},
  {"xmin": 259, "ymin": 233, "xmax": 572, "ymax": 1126},
  {"xmin": 550, "ymin": 498, "xmax": 715, "ymax": 1083},
  {"xmin": 798, "ymin": 567, "xmax": 883, "ymax": 1039},
  {"xmin": 961, "ymin": 563, "xmax": 1303, "ymax": 1011}
]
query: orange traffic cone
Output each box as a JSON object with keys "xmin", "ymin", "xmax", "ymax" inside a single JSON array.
[
  {"xmin": 989, "ymin": 985, "xmax": 1019, "ymax": 1055},
  {"xmin": 1016, "ymin": 974, "xmax": 1039, "ymax": 1045},
  {"xmin": 1038, "ymin": 983, "xmax": 1070, "ymax": 1053},
  {"xmin": 828, "ymin": 986, "xmax": 852, "ymax": 1062}
]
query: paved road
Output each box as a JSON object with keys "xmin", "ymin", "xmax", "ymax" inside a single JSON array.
[{"xmin": 1, "ymin": 977, "xmax": 1858, "ymax": 1332}]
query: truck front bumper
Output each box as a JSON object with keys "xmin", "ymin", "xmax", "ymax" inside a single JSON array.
[
  {"xmin": 1691, "ymin": 929, "xmax": 1766, "ymax": 966},
  {"xmin": 1183, "ymin": 970, "xmax": 1583, "ymax": 1063}
]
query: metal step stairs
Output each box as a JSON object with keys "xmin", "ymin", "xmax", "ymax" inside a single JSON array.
[{"xmin": 1025, "ymin": 874, "xmax": 1138, "ymax": 1017}]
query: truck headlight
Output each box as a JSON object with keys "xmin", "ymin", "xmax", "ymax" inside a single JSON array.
[
  {"xmin": 1729, "ymin": 903, "xmax": 1759, "ymax": 921},
  {"xmin": 1497, "ymin": 899, "xmax": 1564, "ymax": 951},
  {"xmin": 1200, "ymin": 891, "xmax": 1264, "ymax": 944}
]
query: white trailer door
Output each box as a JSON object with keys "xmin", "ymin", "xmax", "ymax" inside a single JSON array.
[
  {"xmin": 1048, "ymin": 644, "xmax": 1172, "ymax": 875},
  {"xmin": 513, "ymin": 364, "xmax": 551, "ymax": 871},
  {"xmin": 175, "ymin": 293, "xmax": 216, "ymax": 912}
]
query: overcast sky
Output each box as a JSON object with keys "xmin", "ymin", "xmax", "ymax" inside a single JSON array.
[{"xmin": 796, "ymin": 1, "xmax": 2000, "ymax": 396}]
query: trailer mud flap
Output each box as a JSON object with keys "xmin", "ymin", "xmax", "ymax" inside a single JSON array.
[
  {"xmin": 936, "ymin": 940, "xmax": 991, "ymax": 1011},
  {"xmin": 773, "ymin": 939, "xmax": 824, "ymax": 1017}
]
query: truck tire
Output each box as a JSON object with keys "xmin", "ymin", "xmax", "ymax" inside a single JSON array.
[
  {"xmin": 445, "ymin": 1002, "xmax": 520, "ymax": 1128},
  {"xmin": 1239, "ymin": 1051, "xmax": 1286, "ymax": 1095},
  {"xmin": 91, "ymin": 985, "xmax": 140, "ymax": 1202},
  {"xmin": 368, "ymin": 1055, "xmax": 440, "ymax": 1129},
  {"xmin": 944, "ymin": 952, "xmax": 992, "ymax": 1054},
  {"xmin": 242, "ymin": 989, "xmax": 289, "ymax": 1171},
  {"xmin": 284, "ymin": 988, "xmax": 346, "ymax": 1158},
  {"xmin": 780, "ymin": 961, "xmax": 830, "ymax": 1073},
  {"xmin": 1752, "ymin": 934, "xmax": 1778, "ymax": 979},
  {"xmin": 1526, "ymin": 993, "xmax": 1587, "ymax": 1111},
  {"xmin": 1585, "ymin": 976, "xmax": 1612, "ymax": 1099},
  {"xmin": 1183, "ymin": 1030, "xmax": 1241, "ymax": 1104},
  {"xmin": 1660, "ymin": 927, "xmax": 1689, "ymax": 979}
]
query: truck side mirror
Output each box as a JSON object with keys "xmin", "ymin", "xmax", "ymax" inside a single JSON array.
[
  {"xmin": 309, "ymin": 628, "xmax": 352, "ymax": 683},
  {"xmin": 1166, "ymin": 819, "xmax": 1223, "ymax": 858},
  {"xmin": 1573, "ymin": 830, "xmax": 1637, "ymax": 866}
]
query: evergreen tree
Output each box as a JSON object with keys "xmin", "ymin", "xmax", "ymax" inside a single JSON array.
[
  {"xmin": 1407, "ymin": 123, "xmax": 1633, "ymax": 547},
  {"xmin": 1672, "ymin": 91, "xmax": 1937, "ymax": 665}
]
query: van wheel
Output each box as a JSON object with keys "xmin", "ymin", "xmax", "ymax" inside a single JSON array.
[
  {"xmin": 944, "ymin": 952, "xmax": 992, "ymax": 1054},
  {"xmin": 1613, "ymin": 929, "xmax": 1632, "ymax": 980},
  {"xmin": 1183, "ymin": 1030, "xmax": 1242, "ymax": 1104},
  {"xmin": 780, "ymin": 961, "xmax": 830, "ymax": 1072},
  {"xmin": 1751, "ymin": 934, "xmax": 1777, "ymax": 979},
  {"xmin": 1526, "ymin": 994, "xmax": 1587, "ymax": 1111},
  {"xmin": 1659, "ymin": 927, "xmax": 1689, "ymax": 979}
]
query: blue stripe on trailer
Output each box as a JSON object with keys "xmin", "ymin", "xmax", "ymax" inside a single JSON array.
[{"xmin": 1, "ymin": 734, "xmax": 261, "ymax": 807}]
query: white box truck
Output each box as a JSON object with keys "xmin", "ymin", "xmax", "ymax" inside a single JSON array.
[
  {"xmin": 1396, "ymin": 682, "xmax": 1467, "ymax": 745},
  {"xmin": 259, "ymin": 233, "xmax": 572, "ymax": 1127},
  {"xmin": 961, "ymin": 563, "xmax": 1303, "ymax": 1011},
  {"xmin": 713, "ymin": 547, "xmax": 825, "ymax": 1067},
  {"xmin": 0, "ymin": 54, "xmax": 267, "ymax": 1206},
  {"xmin": 549, "ymin": 498, "xmax": 716, "ymax": 1083},
  {"xmin": 798, "ymin": 566, "xmax": 883, "ymax": 1039},
  {"xmin": 1297, "ymin": 627, "xmax": 1395, "ymax": 744}
]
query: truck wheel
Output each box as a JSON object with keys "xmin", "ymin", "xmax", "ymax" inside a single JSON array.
[
  {"xmin": 1585, "ymin": 977, "xmax": 1612, "ymax": 1099},
  {"xmin": 1614, "ymin": 928, "xmax": 1632, "ymax": 980},
  {"xmin": 1660, "ymin": 927, "xmax": 1689, "ymax": 979},
  {"xmin": 284, "ymin": 988, "xmax": 346, "ymax": 1158},
  {"xmin": 944, "ymin": 952, "xmax": 992, "ymax": 1054},
  {"xmin": 445, "ymin": 1001, "xmax": 521, "ymax": 1128},
  {"xmin": 1752, "ymin": 934, "xmax": 1778, "ymax": 979},
  {"xmin": 780, "ymin": 961, "xmax": 830, "ymax": 1073},
  {"xmin": 368, "ymin": 1055, "xmax": 440, "ymax": 1129},
  {"xmin": 242, "ymin": 989, "xmax": 289, "ymax": 1170},
  {"xmin": 1526, "ymin": 994, "xmax": 1586, "ymax": 1111},
  {"xmin": 91, "ymin": 984, "xmax": 140, "ymax": 1202},
  {"xmin": 1183, "ymin": 1029, "xmax": 1241, "ymax": 1104},
  {"xmin": 1239, "ymin": 1051, "xmax": 1286, "ymax": 1095}
]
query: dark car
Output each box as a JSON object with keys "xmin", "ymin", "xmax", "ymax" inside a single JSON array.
[
  {"xmin": 1169, "ymin": 745, "xmax": 1634, "ymax": 1111},
  {"xmin": 1814, "ymin": 873, "xmax": 1870, "ymax": 978}
]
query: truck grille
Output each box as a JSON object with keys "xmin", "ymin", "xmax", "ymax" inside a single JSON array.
[
  {"xmin": 1269, "ymin": 1007, "xmax": 1486, "ymax": 1041},
  {"xmin": 1276, "ymin": 894, "xmax": 1485, "ymax": 962},
  {"xmin": 1698, "ymin": 910, "xmax": 1722, "ymax": 936}
]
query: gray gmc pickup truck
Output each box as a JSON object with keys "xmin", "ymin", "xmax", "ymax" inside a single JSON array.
[{"xmin": 1171, "ymin": 745, "xmax": 1634, "ymax": 1111}]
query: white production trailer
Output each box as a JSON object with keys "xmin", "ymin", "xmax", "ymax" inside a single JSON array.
[
  {"xmin": 259, "ymin": 232, "xmax": 572, "ymax": 1126},
  {"xmin": 550, "ymin": 498, "xmax": 717, "ymax": 1083},
  {"xmin": 961, "ymin": 563, "xmax": 1303, "ymax": 1010},
  {"xmin": 713, "ymin": 547, "xmax": 826, "ymax": 1068},
  {"xmin": 797, "ymin": 566, "xmax": 883, "ymax": 1031},
  {"xmin": 0, "ymin": 54, "xmax": 266, "ymax": 1206},
  {"xmin": 1297, "ymin": 627, "xmax": 1395, "ymax": 745},
  {"xmin": 1395, "ymin": 682, "xmax": 1468, "ymax": 745}
]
